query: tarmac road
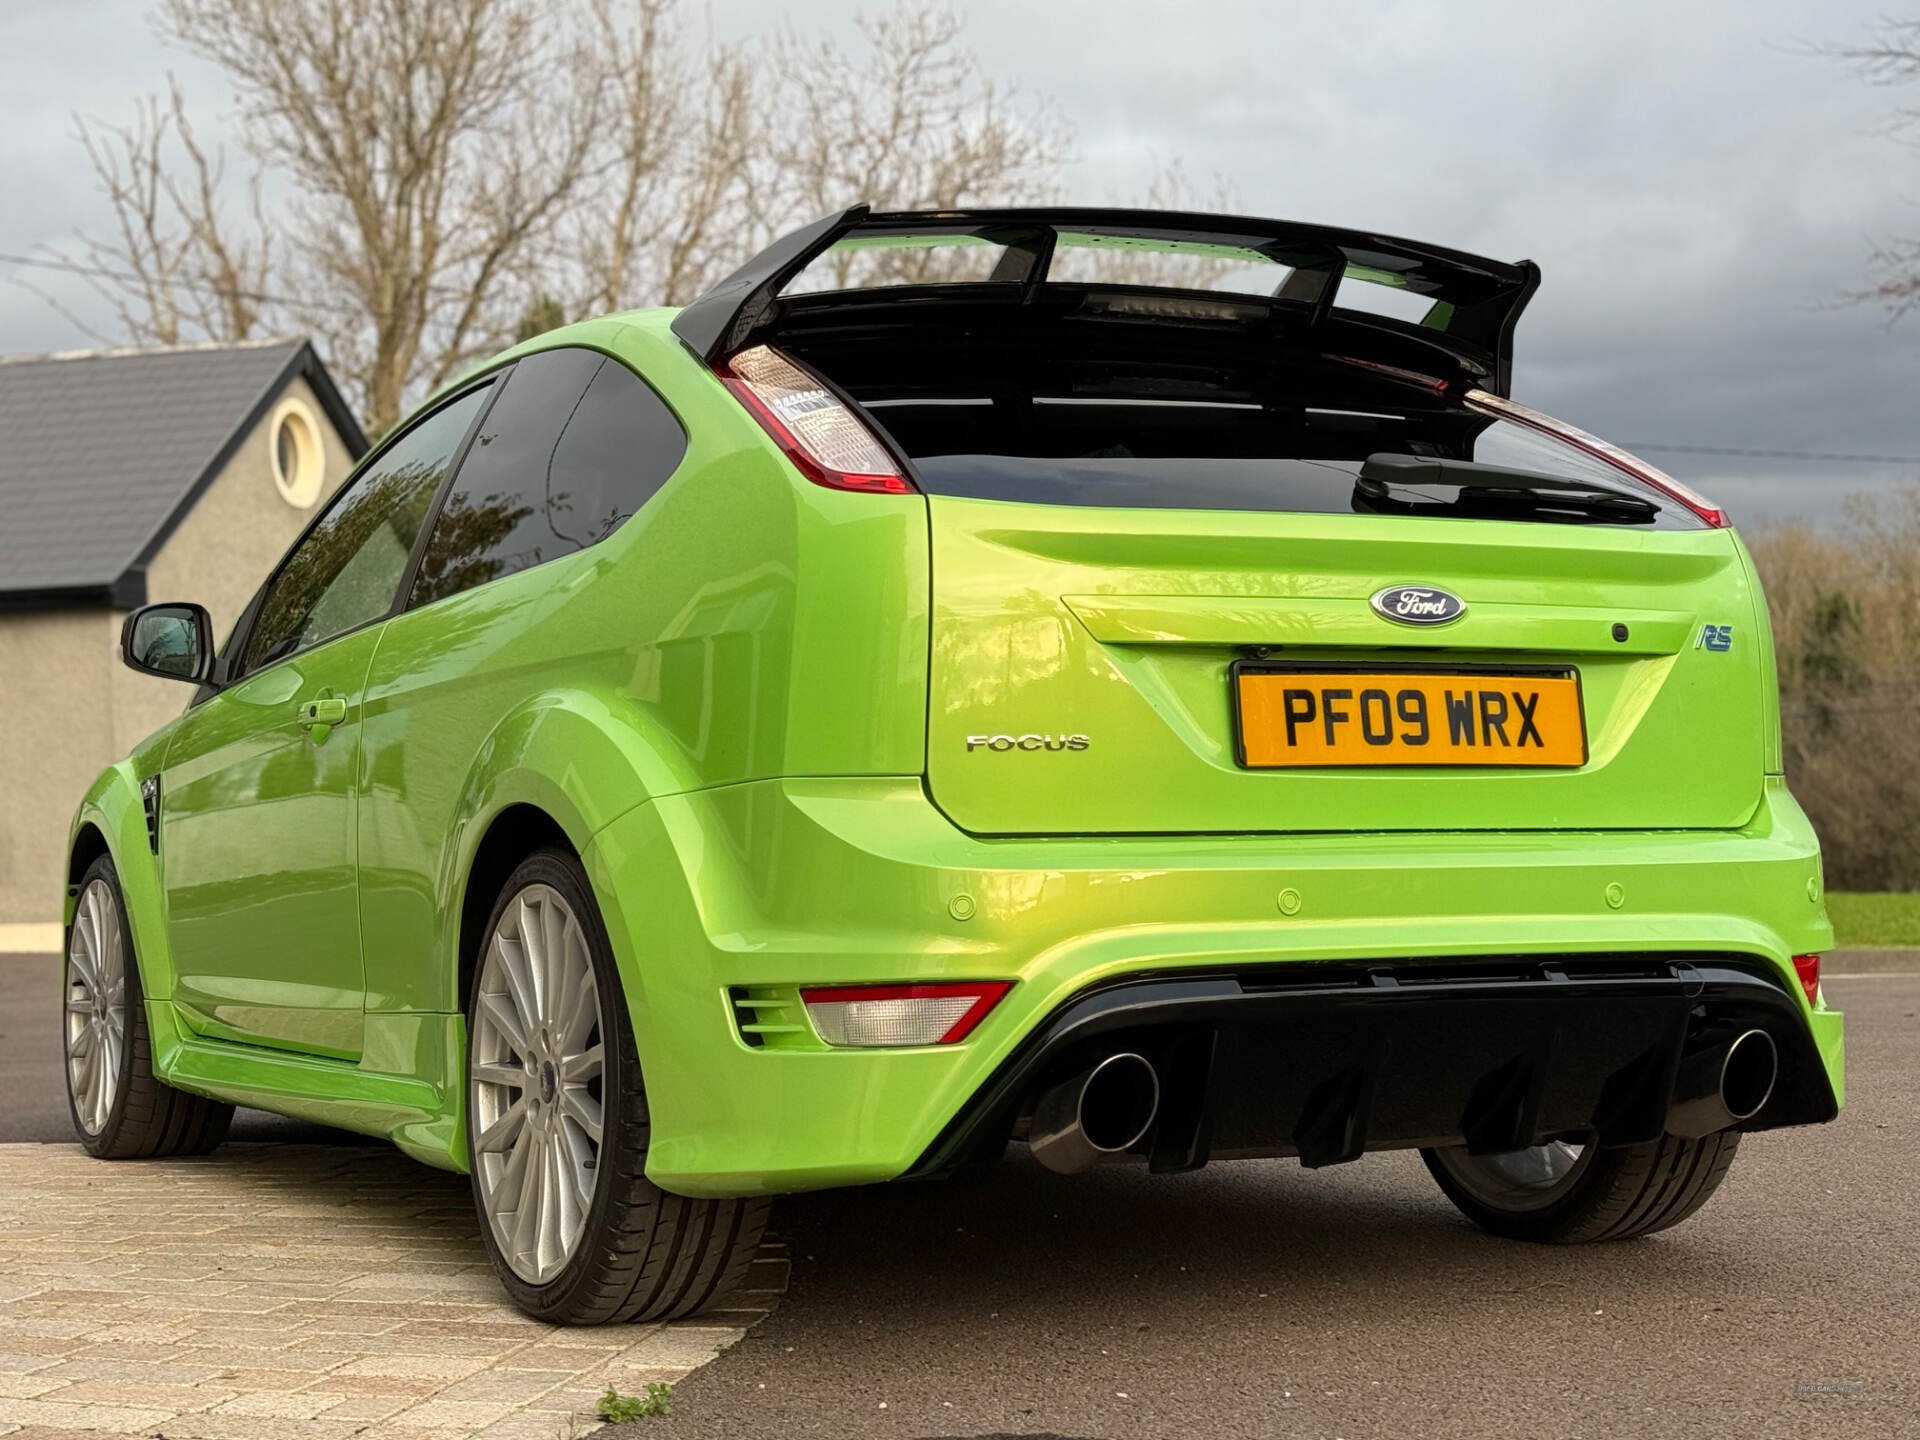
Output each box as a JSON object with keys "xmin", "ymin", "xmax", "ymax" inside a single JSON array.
[
  {"xmin": 4, "ymin": 957, "xmax": 1915, "ymax": 1439},
  {"xmin": 619, "ymin": 973, "xmax": 1920, "ymax": 1440}
]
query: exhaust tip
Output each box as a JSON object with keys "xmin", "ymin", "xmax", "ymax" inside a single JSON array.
[
  {"xmin": 1028, "ymin": 1052, "xmax": 1161, "ymax": 1175},
  {"xmin": 1078, "ymin": 1052, "xmax": 1161, "ymax": 1154},
  {"xmin": 1668, "ymin": 1026, "xmax": 1780, "ymax": 1139},
  {"xmin": 1720, "ymin": 1028, "xmax": 1778, "ymax": 1122}
]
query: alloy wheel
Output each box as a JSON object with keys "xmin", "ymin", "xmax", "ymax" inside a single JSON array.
[
  {"xmin": 65, "ymin": 878, "xmax": 127, "ymax": 1135},
  {"xmin": 470, "ymin": 883, "xmax": 606, "ymax": 1284},
  {"xmin": 1434, "ymin": 1138, "xmax": 1591, "ymax": 1213}
]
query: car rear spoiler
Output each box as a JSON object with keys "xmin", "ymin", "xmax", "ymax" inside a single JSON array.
[{"xmin": 671, "ymin": 204, "xmax": 1542, "ymax": 394}]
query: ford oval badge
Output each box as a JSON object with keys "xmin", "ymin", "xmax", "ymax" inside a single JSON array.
[{"xmin": 1371, "ymin": 585, "xmax": 1466, "ymax": 626}]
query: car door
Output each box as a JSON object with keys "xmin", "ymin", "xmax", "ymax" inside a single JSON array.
[{"xmin": 159, "ymin": 382, "xmax": 496, "ymax": 1058}]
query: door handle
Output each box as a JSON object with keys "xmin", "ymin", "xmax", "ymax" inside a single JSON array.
[{"xmin": 297, "ymin": 697, "xmax": 348, "ymax": 727}]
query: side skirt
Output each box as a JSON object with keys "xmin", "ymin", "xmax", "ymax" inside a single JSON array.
[{"xmin": 149, "ymin": 1001, "xmax": 468, "ymax": 1173}]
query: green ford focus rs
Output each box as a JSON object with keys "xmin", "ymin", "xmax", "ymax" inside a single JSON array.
[{"xmin": 66, "ymin": 206, "xmax": 1843, "ymax": 1324}]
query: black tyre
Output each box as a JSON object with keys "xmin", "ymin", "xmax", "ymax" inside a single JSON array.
[
  {"xmin": 65, "ymin": 855, "xmax": 234, "ymax": 1159},
  {"xmin": 1421, "ymin": 1131, "xmax": 1742, "ymax": 1243},
  {"xmin": 465, "ymin": 848, "xmax": 769, "ymax": 1324}
]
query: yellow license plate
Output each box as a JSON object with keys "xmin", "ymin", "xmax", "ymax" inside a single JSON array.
[{"xmin": 1234, "ymin": 666, "xmax": 1587, "ymax": 768}]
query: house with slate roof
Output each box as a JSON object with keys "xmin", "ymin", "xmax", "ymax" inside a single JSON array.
[{"xmin": 0, "ymin": 337, "xmax": 365, "ymax": 940}]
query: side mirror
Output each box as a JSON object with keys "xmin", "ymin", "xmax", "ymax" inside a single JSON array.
[{"xmin": 120, "ymin": 603, "xmax": 213, "ymax": 685}]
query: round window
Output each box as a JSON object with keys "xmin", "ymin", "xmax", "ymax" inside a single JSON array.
[{"xmin": 269, "ymin": 399, "xmax": 323, "ymax": 508}]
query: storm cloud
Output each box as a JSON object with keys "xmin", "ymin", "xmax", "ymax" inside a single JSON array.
[{"xmin": 3, "ymin": 0, "xmax": 1915, "ymax": 526}]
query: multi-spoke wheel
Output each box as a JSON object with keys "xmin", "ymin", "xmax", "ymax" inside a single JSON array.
[
  {"xmin": 1423, "ymin": 1130, "xmax": 1743, "ymax": 1242},
  {"xmin": 65, "ymin": 854, "xmax": 233, "ymax": 1159},
  {"xmin": 471, "ymin": 882, "xmax": 606, "ymax": 1285},
  {"xmin": 66, "ymin": 876, "xmax": 127, "ymax": 1136},
  {"xmin": 464, "ymin": 848, "xmax": 770, "ymax": 1324}
]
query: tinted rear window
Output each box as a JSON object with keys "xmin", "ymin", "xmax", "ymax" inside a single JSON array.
[
  {"xmin": 411, "ymin": 348, "xmax": 688, "ymax": 607},
  {"xmin": 871, "ymin": 399, "xmax": 1700, "ymax": 528}
]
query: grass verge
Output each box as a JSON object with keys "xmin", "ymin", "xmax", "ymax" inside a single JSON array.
[{"xmin": 1826, "ymin": 892, "xmax": 1920, "ymax": 948}]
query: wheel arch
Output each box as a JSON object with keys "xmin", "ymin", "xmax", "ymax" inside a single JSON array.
[
  {"xmin": 438, "ymin": 686, "xmax": 687, "ymax": 1014},
  {"xmin": 67, "ymin": 821, "xmax": 111, "ymax": 894},
  {"xmin": 456, "ymin": 803, "xmax": 576, "ymax": 1013},
  {"xmin": 65, "ymin": 762, "xmax": 183, "ymax": 1062}
]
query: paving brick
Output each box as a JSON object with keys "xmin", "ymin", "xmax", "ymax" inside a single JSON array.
[
  {"xmin": 242, "ymin": 1345, "xmax": 363, "ymax": 1371},
  {"xmin": 390, "ymin": 1396, "xmax": 517, "ymax": 1429},
  {"xmin": 0, "ymin": 1378, "xmax": 65, "ymax": 1401},
  {"xmin": 202, "ymin": 1366, "xmax": 348, "ymax": 1392},
  {"xmin": 210, "ymin": 1389, "xmax": 345, "ymax": 1418},
  {"xmin": 159, "ymin": 1414, "xmax": 364, "ymax": 1439},
  {"xmin": 0, "ymin": 1319, "xmax": 96, "ymax": 1342},
  {"xmin": 60, "ymin": 1341, "xmax": 222, "ymax": 1367},
  {"xmin": 48, "ymin": 1378, "xmax": 236, "ymax": 1412},
  {"xmin": 0, "ymin": 1398, "xmax": 177, "ymax": 1433},
  {"xmin": 433, "ymin": 1368, "xmax": 577, "ymax": 1405},
  {"xmin": 298, "ymin": 1372, "xmax": 441, "ymax": 1399},
  {"xmin": 39, "ymin": 1358, "xmax": 233, "ymax": 1385},
  {"xmin": 316, "ymin": 1391, "xmax": 417, "ymax": 1421},
  {"xmin": 472, "ymin": 1413, "xmax": 602, "ymax": 1439},
  {"xmin": 333, "ymin": 1352, "xmax": 496, "ymax": 1382}
]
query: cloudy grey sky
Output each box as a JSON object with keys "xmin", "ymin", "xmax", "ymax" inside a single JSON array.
[{"xmin": 4, "ymin": 0, "xmax": 1917, "ymax": 527}]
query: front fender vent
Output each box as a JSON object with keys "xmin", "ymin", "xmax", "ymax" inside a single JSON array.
[{"xmin": 140, "ymin": 776, "xmax": 160, "ymax": 854}]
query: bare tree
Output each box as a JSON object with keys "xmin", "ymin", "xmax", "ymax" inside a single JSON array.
[
  {"xmin": 156, "ymin": 0, "xmax": 601, "ymax": 435},
  {"xmin": 572, "ymin": 0, "xmax": 758, "ymax": 313},
  {"xmin": 33, "ymin": 77, "xmax": 271, "ymax": 348},
  {"xmin": 761, "ymin": 5, "xmax": 1071, "ymax": 290},
  {"xmin": 1826, "ymin": 18, "xmax": 1920, "ymax": 323},
  {"xmin": 572, "ymin": 1, "xmax": 1071, "ymax": 308},
  {"xmin": 42, "ymin": 0, "xmax": 1086, "ymax": 428}
]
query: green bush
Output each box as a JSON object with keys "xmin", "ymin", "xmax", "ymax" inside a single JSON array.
[{"xmin": 1748, "ymin": 488, "xmax": 1920, "ymax": 890}]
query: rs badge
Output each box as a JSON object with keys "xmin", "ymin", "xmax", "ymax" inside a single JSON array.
[{"xmin": 1697, "ymin": 624, "xmax": 1734, "ymax": 652}]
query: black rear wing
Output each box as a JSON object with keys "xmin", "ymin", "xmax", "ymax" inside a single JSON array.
[{"xmin": 670, "ymin": 204, "xmax": 1541, "ymax": 394}]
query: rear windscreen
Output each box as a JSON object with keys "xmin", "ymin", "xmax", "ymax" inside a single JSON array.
[{"xmin": 866, "ymin": 399, "xmax": 1700, "ymax": 528}]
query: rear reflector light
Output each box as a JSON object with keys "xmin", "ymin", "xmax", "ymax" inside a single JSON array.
[
  {"xmin": 1465, "ymin": 389, "xmax": 1730, "ymax": 528},
  {"xmin": 800, "ymin": 982, "xmax": 1012, "ymax": 1047},
  {"xmin": 1792, "ymin": 953, "xmax": 1821, "ymax": 1005},
  {"xmin": 718, "ymin": 344, "xmax": 913, "ymax": 494}
]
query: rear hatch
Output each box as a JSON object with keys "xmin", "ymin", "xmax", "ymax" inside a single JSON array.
[
  {"xmin": 914, "ymin": 487, "xmax": 1762, "ymax": 834},
  {"xmin": 681, "ymin": 207, "xmax": 1766, "ymax": 835}
]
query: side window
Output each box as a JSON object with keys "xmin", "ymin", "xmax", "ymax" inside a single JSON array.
[
  {"xmin": 410, "ymin": 348, "xmax": 689, "ymax": 608},
  {"xmin": 243, "ymin": 384, "xmax": 491, "ymax": 673}
]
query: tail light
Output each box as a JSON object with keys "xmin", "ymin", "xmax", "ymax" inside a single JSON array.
[
  {"xmin": 1465, "ymin": 389, "xmax": 1730, "ymax": 528},
  {"xmin": 1792, "ymin": 953, "xmax": 1821, "ymax": 1006},
  {"xmin": 800, "ymin": 982, "xmax": 1011, "ymax": 1047},
  {"xmin": 717, "ymin": 344, "xmax": 914, "ymax": 494}
]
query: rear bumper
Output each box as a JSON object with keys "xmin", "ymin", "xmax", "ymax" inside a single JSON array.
[
  {"xmin": 907, "ymin": 957, "xmax": 1838, "ymax": 1180},
  {"xmin": 582, "ymin": 775, "xmax": 1843, "ymax": 1198}
]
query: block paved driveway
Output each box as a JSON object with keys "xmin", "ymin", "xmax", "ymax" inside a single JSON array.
[{"xmin": 0, "ymin": 957, "xmax": 783, "ymax": 1439}]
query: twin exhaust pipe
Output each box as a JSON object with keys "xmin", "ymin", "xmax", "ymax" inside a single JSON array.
[
  {"xmin": 1029, "ymin": 1052, "xmax": 1161, "ymax": 1175},
  {"xmin": 1025, "ymin": 1026, "xmax": 1777, "ymax": 1173}
]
